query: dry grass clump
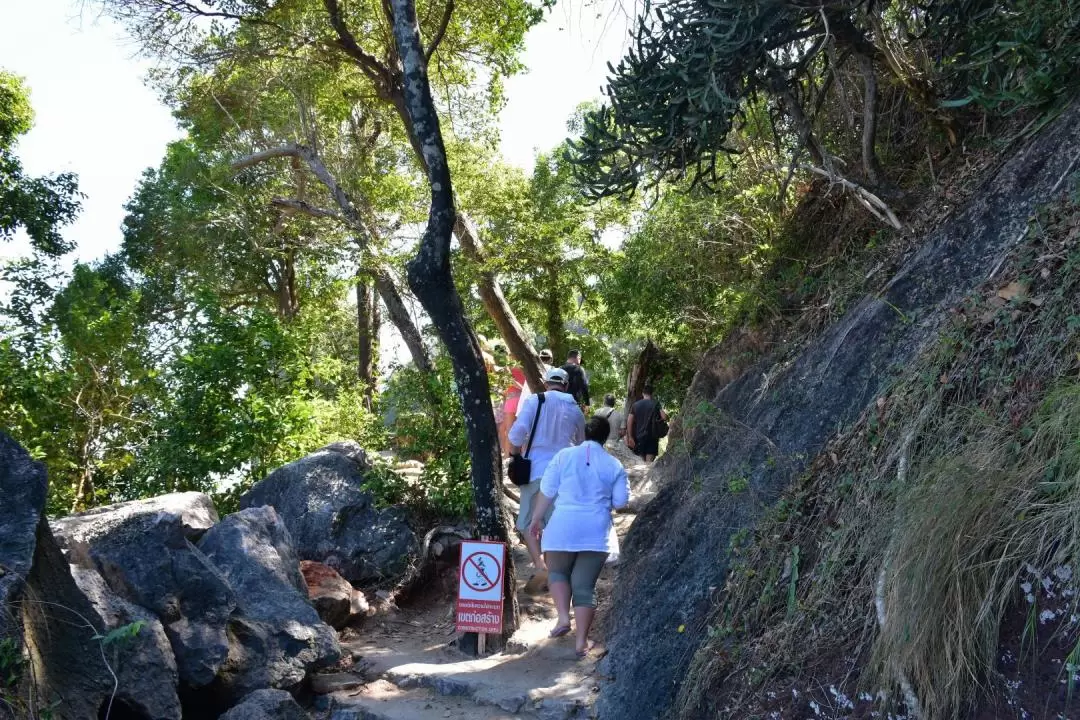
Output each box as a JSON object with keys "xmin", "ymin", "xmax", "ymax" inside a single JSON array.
[{"xmin": 875, "ymin": 384, "xmax": 1080, "ymax": 718}]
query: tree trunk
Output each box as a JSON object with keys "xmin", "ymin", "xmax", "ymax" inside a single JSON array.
[
  {"xmin": 371, "ymin": 282, "xmax": 381, "ymax": 387},
  {"xmin": 454, "ymin": 214, "xmax": 545, "ymax": 392},
  {"xmin": 71, "ymin": 430, "xmax": 97, "ymax": 513},
  {"xmin": 372, "ymin": 266, "xmax": 433, "ymax": 375},
  {"xmin": 543, "ymin": 262, "xmax": 565, "ymax": 362},
  {"xmin": 856, "ymin": 51, "xmax": 884, "ymax": 187},
  {"xmin": 357, "ymin": 271, "xmax": 375, "ymax": 406},
  {"xmin": 389, "ymin": 0, "xmax": 518, "ymax": 640}
]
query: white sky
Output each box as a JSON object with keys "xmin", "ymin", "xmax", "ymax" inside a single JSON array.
[{"xmin": 0, "ymin": 0, "xmax": 634, "ymax": 266}]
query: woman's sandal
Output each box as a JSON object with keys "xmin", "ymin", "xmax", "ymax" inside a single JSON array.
[{"xmin": 548, "ymin": 624, "xmax": 572, "ymax": 639}]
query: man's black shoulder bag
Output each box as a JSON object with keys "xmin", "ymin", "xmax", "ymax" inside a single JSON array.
[{"xmin": 509, "ymin": 393, "xmax": 545, "ymax": 486}]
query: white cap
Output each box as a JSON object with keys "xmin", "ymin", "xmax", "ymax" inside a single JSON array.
[{"xmin": 544, "ymin": 367, "xmax": 569, "ymax": 385}]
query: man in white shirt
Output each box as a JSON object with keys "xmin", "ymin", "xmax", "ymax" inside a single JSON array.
[{"xmin": 508, "ymin": 367, "xmax": 585, "ymax": 579}]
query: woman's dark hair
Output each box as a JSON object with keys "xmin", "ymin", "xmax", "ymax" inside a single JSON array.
[{"xmin": 585, "ymin": 415, "xmax": 611, "ymax": 444}]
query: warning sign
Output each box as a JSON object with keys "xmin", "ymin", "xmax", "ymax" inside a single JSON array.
[{"xmin": 456, "ymin": 540, "xmax": 505, "ymax": 634}]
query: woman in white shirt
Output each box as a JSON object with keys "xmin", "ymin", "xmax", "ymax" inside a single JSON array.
[{"xmin": 528, "ymin": 415, "xmax": 630, "ymax": 658}]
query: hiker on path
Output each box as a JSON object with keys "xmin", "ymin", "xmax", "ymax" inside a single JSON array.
[
  {"xmin": 626, "ymin": 383, "xmax": 668, "ymax": 463},
  {"xmin": 561, "ymin": 349, "xmax": 591, "ymax": 411},
  {"xmin": 509, "ymin": 367, "xmax": 585, "ymax": 583},
  {"xmin": 595, "ymin": 394, "xmax": 625, "ymax": 448},
  {"xmin": 518, "ymin": 348, "xmax": 554, "ymax": 406},
  {"xmin": 529, "ymin": 415, "xmax": 629, "ymax": 658},
  {"xmin": 495, "ymin": 345, "xmax": 527, "ymax": 457}
]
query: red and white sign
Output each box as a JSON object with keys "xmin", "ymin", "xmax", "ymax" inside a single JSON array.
[{"xmin": 455, "ymin": 540, "xmax": 505, "ymax": 634}]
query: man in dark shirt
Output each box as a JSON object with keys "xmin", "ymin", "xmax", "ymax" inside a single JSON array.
[
  {"xmin": 626, "ymin": 384, "xmax": 667, "ymax": 463},
  {"xmin": 561, "ymin": 349, "xmax": 590, "ymax": 410}
]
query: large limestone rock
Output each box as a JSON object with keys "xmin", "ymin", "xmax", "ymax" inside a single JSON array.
[
  {"xmin": 198, "ymin": 507, "xmax": 341, "ymax": 700},
  {"xmin": 22, "ymin": 520, "xmax": 181, "ymax": 720},
  {"xmin": 596, "ymin": 98, "xmax": 1080, "ymax": 719},
  {"xmin": 0, "ymin": 432, "xmax": 46, "ymax": 645},
  {"xmin": 219, "ymin": 689, "xmax": 310, "ymax": 720},
  {"xmin": 240, "ymin": 442, "xmax": 416, "ymax": 586},
  {"xmin": 51, "ymin": 491, "xmax": 219, "ymax": 549},
  {"xmin": 70, "ymin": 566, "xmax": 182, "ymax": 719},
  {"xmin": 51, "ymin": 492, "xmax": 236, "ymax": 687}
]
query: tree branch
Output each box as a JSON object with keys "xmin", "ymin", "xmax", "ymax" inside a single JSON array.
[
  {"xmin": 230, "ymin": 145, "xmax": 299, "ymax": 170},
  {"xmin": 424, "ymin": 0, "xmax": 454, "ymax": 62},
  {"xmin": 322, "ymin": 0, "xmax": 394, "ymax": 92},
  {"xmin": 231, "ymin": 143, "xmax": 377, "ymax": 243},
  {"xmin": 270, "ymin": 197, "xmax": 344, "ymax": 221}
]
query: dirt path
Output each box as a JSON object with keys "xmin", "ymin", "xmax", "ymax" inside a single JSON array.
[{"xmin": 312, "ymin": 449, "xmax": 650, "ymax": 720}]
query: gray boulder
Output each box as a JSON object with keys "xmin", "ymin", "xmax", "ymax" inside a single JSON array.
[
  {"xmin": 22, "ymin": 517, "xmax": 181, "ymax": 719},
  {"xmin": 70, "ymin": 565, "xmax": 182, "ymax": 719},
  {"xmin": 240, "ymin": 442, "xmax": 416, "ymax": 586},
  {"xmin": 50, "ymin": 492, "xmax": 236, "ymax": 687},
  {"xmin": 51, "ymin": 490, "xmax": 218, "ymax": 550},
  {"xmin": 198, "ymin": 506, "xmax": 341, "ymax": 700},
  {"xmin": 0, "ymin": 432, "xmax": 47, "ymax": 644},
  {"xmin": 219, "ymin": 689, "xmax": 310, "ymax": 720}
]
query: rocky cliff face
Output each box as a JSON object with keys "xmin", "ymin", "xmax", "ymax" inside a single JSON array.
[{"xmin": 597, "ymin": 101, "xmax": 1080, "ymax": 719}]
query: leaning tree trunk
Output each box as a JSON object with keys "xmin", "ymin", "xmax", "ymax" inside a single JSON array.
[
  {"xmin": 389, "ymin": 0, "xmax": 518, "ymax": 640},
  {"xmin": 455, "ymin": 214, "xmax": 545, "ymax": 392},
  {"xmin": 372, "ymin": 265, "xmax": 433, "ymax": 375}
]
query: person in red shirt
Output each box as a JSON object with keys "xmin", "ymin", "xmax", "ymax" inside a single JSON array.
[{"xmin": 498, "ymin": 351, "xmax": 526, "ymax": 456}]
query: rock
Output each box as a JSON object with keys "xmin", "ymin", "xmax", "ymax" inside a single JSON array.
[
  {"xmin": 198, "ymin": 506, "xmax": 341, "ymax": 701},
  {"xmin": 309, "ymin": 671, "xmax": 365, "ymax": 694},
  {"xmin": 50, "ymin": 492, "xmax": 236, "ymax": 688},
  {"xmin": 301, "ymin": 560, "xmax": 368, "ymax": 630},
  {"xmin": 0, "ymin": 432, "xmax": 47, "ymax": 645},
  {"xmin": 22, "ymin": 517, "xmax": 182, "ymax": 720},
  {"xmin": 596, "ymin": 98, "xmax": 1080, "ymax": 719},
  {"xmin": 51, "ymin": 491, "xmax": 218, "ymax": 551},
  {"xmin": 70, "ymin": 566, "xmax": 183, "ymax": 719},
  {"xmin": 352, "ymin": 587, "xmax": 371, "ymax": 616},
  {"xmin": 218, "ymin": 688, "xmax": 310, "ymax": 720},
  {"xmin": 239, "ymin": 442, "xmax": 417, "ymax": 586},
  {"xmin": 0, "ymin": 433, "xmax": 180, "ymax": 719}
]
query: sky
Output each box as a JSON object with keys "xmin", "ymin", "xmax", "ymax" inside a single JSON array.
[{"xmin": 0, "ymin": 0, "xmax": 635, "ymax": 267}]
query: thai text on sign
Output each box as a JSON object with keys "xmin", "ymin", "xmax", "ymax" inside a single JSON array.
[{"xmin": 456, "ymin": 540, "xmax": 505, "ymax": 634}]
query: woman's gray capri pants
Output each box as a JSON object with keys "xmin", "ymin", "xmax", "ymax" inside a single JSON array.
[{"xmin": 544, "ymin": 550, "xmax": 608, "ymax": 608}]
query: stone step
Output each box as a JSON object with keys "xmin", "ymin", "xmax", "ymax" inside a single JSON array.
[
  {"xmin": 338, "ymin": 628, "xmax": 596, "ymax": 720},
  {"xmin": 382, "ymin": 652, "xmax": 594, "ymax": 719},
  {"xmin": 326, "ymin": 680, "xmax": 538, "ymax": 720}
]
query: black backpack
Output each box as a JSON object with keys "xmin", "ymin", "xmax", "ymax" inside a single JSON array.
[
  {"xmin": 651, "ymin": 403, "xmax": 670, "ymax": 438},
  {"xmin": 562, "ymin": 363, "xmax": 588, "ymax": 404}
]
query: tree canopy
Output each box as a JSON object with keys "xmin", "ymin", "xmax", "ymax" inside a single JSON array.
[{"xmin": 0, "ymin": 70, "xmax": 82, "ymax": 256}]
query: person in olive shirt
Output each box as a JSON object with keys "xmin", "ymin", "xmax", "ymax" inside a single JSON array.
[{"xmin": 626, "ymin": 384, "xmax": 667, "ymax": 463}]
